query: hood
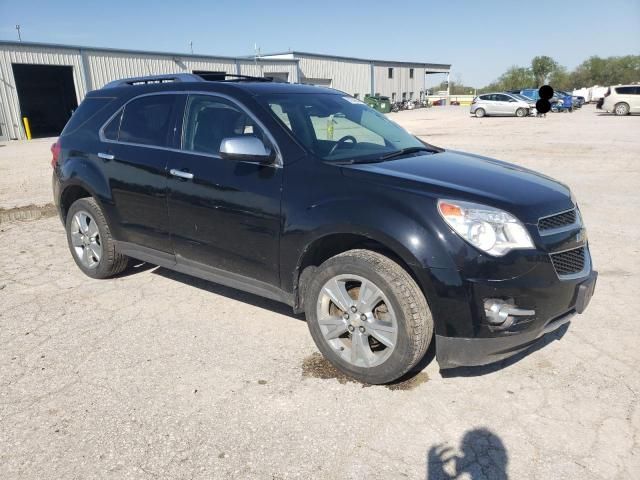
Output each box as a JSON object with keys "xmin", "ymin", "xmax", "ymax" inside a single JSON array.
[{"xmin": 340, "ymin": 150, "xmax": 573, "ymax": 223}]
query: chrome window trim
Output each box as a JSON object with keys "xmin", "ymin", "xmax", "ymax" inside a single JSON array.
[
  {"xmin": 537, "ymin": 207, "xmax": 581, "ymax": 236},
  {"xmin": 98, "ymin": 90, "xmax": 283, "ymax": 168}
]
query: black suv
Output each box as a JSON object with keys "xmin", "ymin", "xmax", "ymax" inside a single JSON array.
[{"xmin": 52, "ymin": 73, "xmax": 597, "ymax": 384}]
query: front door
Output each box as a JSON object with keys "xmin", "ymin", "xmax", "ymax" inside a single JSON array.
[{"xmin": 166, "ymin": 94, "xmax": 283, "ymax": 287}]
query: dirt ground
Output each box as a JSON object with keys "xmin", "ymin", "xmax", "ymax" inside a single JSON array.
[{"xmin": 1, "ymin": 105, "xmax": 639, "ymax": 479}]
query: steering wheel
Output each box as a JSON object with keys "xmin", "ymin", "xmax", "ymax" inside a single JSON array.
[{"xmin": 328, "ymin": 135, "xmax": 358, "ymax": 156}]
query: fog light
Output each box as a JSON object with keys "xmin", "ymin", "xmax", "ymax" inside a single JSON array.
[{"xmin": 484, "ymin": 299, "xmax": 535, "ymax": 330}]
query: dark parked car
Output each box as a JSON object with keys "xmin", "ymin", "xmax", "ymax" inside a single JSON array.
[{"xmin": 52, "ymin": 73, "xmax": 597, "ymax": 384}]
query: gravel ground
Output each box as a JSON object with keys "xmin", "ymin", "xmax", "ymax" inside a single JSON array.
[{"xmin": 1, "ymin": 105, "xmax": 639, "ymax": 479}]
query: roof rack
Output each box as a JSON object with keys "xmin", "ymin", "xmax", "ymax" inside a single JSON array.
[
  {"xmin": 101, "ymin": 72, "xmax": 285, "ymax": 89},
  {"xmin": 102, "ymin": 73, "xmax": 203, "ymax": 89}
]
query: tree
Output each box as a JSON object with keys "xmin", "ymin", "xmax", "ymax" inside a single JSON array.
[
  {"xmin": 548, "ymin": 66, "xmax": 571, "ymax": 91},
  {"xmin": 531, "ymin": 56, "xmax": 559, "ymax": 86},
  {"xmin": 481, "ymin": 66, "xmax": 536, "ymax": 92}
]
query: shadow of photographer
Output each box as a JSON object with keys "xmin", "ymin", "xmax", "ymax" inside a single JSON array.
[{"xmin": 427, "ymin": 428, "xmax": 508, "ymax": 479}]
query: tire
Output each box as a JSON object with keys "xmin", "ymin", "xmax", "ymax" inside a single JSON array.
[
  {"xmin": 65, "ymin": 197, "xmax": 129, "ymax": 279},
  {"xmin": 304, "ymin": 249, "xmax": 433, "ymax": 384},
  {"xmin": 614, "ymin": 102, "xmax": 630, "ymax": 116},
  {"xmin": 515, "ymin": 108, "xmax": 526, "ymax": 117},
  {"xmin": 475, "ymin": 108, "xmax": 485, "ymax": 118}
]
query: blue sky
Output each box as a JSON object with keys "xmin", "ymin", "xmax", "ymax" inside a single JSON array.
[{"xmin": 1, "ymin": 0, "xmax": 639, "ymax": 87}]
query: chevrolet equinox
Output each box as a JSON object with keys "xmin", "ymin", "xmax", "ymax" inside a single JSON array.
[{"xmin": 52, "ymin": 73, "xmax": 597, "ymax": 384}]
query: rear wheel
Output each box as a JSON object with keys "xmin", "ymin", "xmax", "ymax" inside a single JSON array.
[
  {"xmin": 475, "ymin": 108, "xmax": 486, "ymax": 118},
  {"xmin": 304, "ymin": 249, "xmax": 433, "ymax": 384},
  {"xmin": 65, "ymin": 198, "xmax": 129, "ymax": 279},
  {"xmin": 515, "ymin": 108, "xmax": 527, "ymax": 117},
  {"xmin": 614, "ymin": 102, "xmax": 630, "ymax": 116}
]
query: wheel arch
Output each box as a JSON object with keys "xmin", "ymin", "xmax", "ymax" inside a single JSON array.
[
  {"xmin": 58, "ymin": 155, "xmax": 115, "ymax": 227},
  {"xmin": 292, "ymin": 230, "xmax": 438, "ymax": 314}
]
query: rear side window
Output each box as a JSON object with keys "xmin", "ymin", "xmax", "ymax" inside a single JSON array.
[
  {"xmin": 615, "ymin": 86, "xmax": 638, "ymax": 95},
  {"xmin": 61, "ymin": 97, "xmax": 114, "ymax": 136},
  {"xmin": 118, "ymin": 95, "xmax": 176, "ymax": 147}
]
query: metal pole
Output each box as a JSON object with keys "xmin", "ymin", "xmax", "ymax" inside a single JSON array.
[{"xmin": 16, "ymin": 25, "xmax": 22, "ymax": 42}]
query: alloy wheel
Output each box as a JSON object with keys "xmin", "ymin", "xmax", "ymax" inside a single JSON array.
[
  {"xmin": 70, "ymin": 211, "xmax": 102, "ymax": 269},
  {"xmin": 316, "ymin": 274, "xmax": 398, "ymax": 368}
]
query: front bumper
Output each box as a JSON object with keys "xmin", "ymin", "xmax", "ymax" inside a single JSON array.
[{"xmin": 436, "ymin": 269, "xmax": 597, "ymax": 368}]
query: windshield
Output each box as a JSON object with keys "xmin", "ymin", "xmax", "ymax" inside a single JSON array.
[{"xmin": 258, "ymin": 93, "xmax": 425, "ymax": 162}]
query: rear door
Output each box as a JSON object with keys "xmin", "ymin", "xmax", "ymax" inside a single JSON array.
[
  {"xmin": 166, "ymin": 93, "xmax": 283, "ymax": 287},
  {"xmin": 100, "ymin": 93, "xmax": 179, "ymax": 253},
  {"xmin": 481, "ymin": 94, "xmax": 499, "ymax": 114}
]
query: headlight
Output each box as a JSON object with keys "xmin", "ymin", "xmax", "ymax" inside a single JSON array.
[{"xmin": 437, "ymin": 199, "xmax": 534, "ymax": 256}]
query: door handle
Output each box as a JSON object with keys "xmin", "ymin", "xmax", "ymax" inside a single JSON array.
[
  {"xmin": 170, "ymin": 169, "xmax": 194, "ymax": 180},
  {"xmin": 97, "ymin": 152, "xmax": 114, "ymax": 161}
]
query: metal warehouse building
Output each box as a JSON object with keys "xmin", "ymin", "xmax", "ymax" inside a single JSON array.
[
  {"xmin": 0, "ymin": 40, "xmax": 450, "ymax": 141},
  {"xmin": 261, "ymin": 51, "xmax": 450, "ymax": 103}
]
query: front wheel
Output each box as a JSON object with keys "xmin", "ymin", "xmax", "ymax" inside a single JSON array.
[
  {"xmin": 515, "ymin": 108, "xmax": 527, "ymax": 117},
  {"xmin": 614, "ymin": 102, "xmax": 630, "ymax": 116},
  {"xmin": 304, "ymin": 250, "xmax": 433, "ymax": 384}
]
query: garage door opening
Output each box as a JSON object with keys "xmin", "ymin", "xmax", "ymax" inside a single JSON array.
[{"xmin": 12, "ymin": 64, "xmax": 78, "ymax": 138}]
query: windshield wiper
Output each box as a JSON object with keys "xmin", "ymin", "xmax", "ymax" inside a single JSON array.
[{"xmin": 379, "ymin": 146, "xmax": 437, "ymax": 161}]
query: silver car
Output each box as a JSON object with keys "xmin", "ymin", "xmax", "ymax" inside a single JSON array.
[{"xmin": 471, "ymin": 92, "xmax": 533, "ymax": 118}]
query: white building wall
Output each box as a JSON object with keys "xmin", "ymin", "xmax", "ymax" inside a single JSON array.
[
  {"xmin": 239, "ymin": 61, "xmax": 299, "ymax": 82},
  {"xmin": 0, "ymin": 42, "xmax": 298, "ymax": 140},
  {"xmin": 85, "ymin": 51, "xmax": 237, "ymax": 89},
  {"xmin": 374, "ymin": 65, "xmax": 426, "ymax": 100},
  {"xmin": 297, "ymin": 55, "xmax": 370, "ymax": 97}
]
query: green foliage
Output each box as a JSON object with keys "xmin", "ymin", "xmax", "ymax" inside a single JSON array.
[
  {"xmin": 481, "ymin": 55, "xmax": 640, "ymax": 92},
  {"xmin": 531, "ymin": 56, "xmax": 559, "ymax": 86},
  {"xmin": 572, "ymin": 55, "xmax": 640, "ymax": 87},
  {"xmin": 481, "ymin": 66, "xmax": 536, "ymax": 93}
]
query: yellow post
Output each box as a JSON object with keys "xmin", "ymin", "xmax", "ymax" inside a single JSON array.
[{"xmin": 22, "ymin": 117, "xmax": 32, "ymax": 140}]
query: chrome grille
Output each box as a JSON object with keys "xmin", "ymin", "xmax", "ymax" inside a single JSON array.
[
  {"xmin": 538, "ymin": 209, "xmax": 577, "ymax": 232},
  {"xmin": 550, "ymin": 247, "xmax": 586, "ymax": 276}
]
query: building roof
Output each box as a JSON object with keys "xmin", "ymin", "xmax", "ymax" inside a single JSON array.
[
  {"xmin": 259, "ymin": 50, "xmax": 451, "ymax": 70},
  {"xmin": 0, "ymin": 40, "xmax": 298, "ymax": 64}
]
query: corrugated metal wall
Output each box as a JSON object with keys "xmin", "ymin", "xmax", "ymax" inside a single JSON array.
[
  {"xmin": 297, "ymin": 55, "xmax": 370, "ymax": 97},
  {"xmin": 0, "ymin": 42, "xmax": 448, "ymax": 140},
  {"xmin": 0, "ymin": 44, "xmax": 88, "ymax": 139},
  {"xmin": 0, "ymin": 43, "xmax": 298, "ymax": 140},
  {"xmin": 85, "ymin": 51, "xmax": 240, "ymax": 89},
  {"xmin": 373, "ymin": 65, "xmax": 426, "ymax": 100}
]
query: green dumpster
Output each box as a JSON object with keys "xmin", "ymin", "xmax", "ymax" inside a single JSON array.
[{"xmin": 364, "ymin": 94, "xmax": 392, "ymax": 113}]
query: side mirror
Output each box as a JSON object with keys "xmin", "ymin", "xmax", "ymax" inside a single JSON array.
[{"xmin": 219, "ymin": 136, "xmax": 274, "ymax": 164}]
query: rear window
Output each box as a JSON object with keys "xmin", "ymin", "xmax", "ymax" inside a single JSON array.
[{"xmin": 61, "ymin": 97, "xmax": 114, "ymax": 136}]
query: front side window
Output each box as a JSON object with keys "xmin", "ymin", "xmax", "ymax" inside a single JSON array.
[
  {"xmin": 118, "ymin": 95, "xmax": 176, "ymax": 146},
  {"xmin": 182, "ymin": 95, "xmax": 271, "ymax": 156},
  {"xmin": 258, "ymin": 93, "xmax": 425, "ymax": 162}
]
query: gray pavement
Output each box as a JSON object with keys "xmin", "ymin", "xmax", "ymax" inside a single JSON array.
[{"xmin": 1, "ymin": 105, "xmax": 639, "ymax": 479}]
